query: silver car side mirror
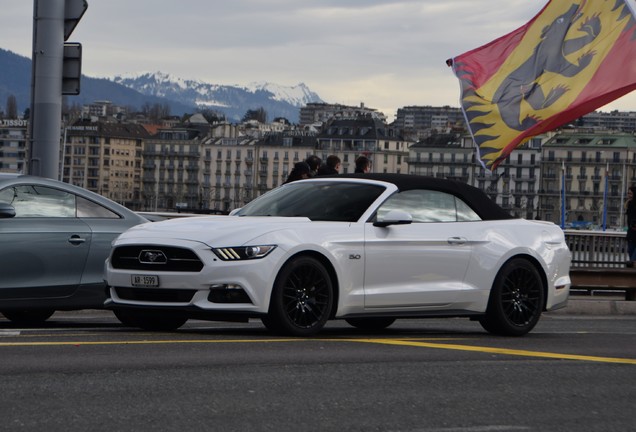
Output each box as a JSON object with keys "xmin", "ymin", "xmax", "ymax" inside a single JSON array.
[
  {"xmin": 373, "ymin": 209, "xmax": 413, "ymax": 227},
  {"xmin": 0, "ymin": 202, "xmax": 16, "ymax": 219}
]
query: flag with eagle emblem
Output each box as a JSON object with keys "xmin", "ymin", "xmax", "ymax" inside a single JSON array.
[{"xmin": 448, "ymin": 0, "xmax": 636, "ymax": 171}]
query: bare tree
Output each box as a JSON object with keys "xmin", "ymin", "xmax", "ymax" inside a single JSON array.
[
  {"xmin": 242, "ymin": 107, "xmax": 267, "ymax": 123},
  {"xmin": 142, "ymin": 102, "xmax": 171, "ymax": 122},
  {"xmin": 198, "ymin": 108, "xmax": 226, "ymax": 123},
  {"xmin": 62, "ymin": 98, "xmax": 83, "ymax": 124}
]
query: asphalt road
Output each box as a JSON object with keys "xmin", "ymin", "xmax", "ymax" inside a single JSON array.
[{"xmin": 1, "ymin": 311, "xmax": 635, "ymax": 432}]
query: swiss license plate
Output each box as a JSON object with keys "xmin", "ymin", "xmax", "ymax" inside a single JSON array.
[{"xmin": 131, "ymin": 274, "xmax": 159, "ymax": 287}]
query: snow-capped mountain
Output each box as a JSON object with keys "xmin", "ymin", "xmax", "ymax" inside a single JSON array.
[
  {"xmin": 113, "ymin": 72, "xmax": 323, "ymax": 123},
  {"xmin": 243, "ymin": 81, "xmax": 321, "ymax": 106}
]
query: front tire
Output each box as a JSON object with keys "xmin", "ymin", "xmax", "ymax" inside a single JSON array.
[
  {"xmin": 1, "ymin": 309, "xmax": 55, "ymax": 325},
  {"xmin": 479, "ymin": 258, "xmax": 545, "ymax": 336},
  {"xmin": 263, "ymin": 256, "xmax": 333, "ymax": 336}
]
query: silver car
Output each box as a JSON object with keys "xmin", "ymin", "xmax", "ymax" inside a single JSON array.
[{"xmin": 0, "ymin": 174, "xmax": 148, "ymax": 324}]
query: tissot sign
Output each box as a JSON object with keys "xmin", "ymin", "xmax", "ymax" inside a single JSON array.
[{"xmin": 0, "ymin": 120, "xmax": 28, "ymax": 127}]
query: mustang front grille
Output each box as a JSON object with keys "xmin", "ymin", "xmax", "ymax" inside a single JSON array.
[{"xmin": 110, "ymin": 245, "xmax": 204, "ymax": 272}]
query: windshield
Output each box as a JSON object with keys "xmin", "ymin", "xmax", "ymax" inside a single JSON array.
[{"xmin": 236, "ymin": 181, "xmax": 386, "ymax": 222}]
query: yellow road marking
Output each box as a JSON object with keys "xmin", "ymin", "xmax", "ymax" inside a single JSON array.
[
  {"xmin": 357, "ymin": 338, "xmax": 636, "ymax": 365},
  {"xmin": 0, "ymin": 338, "xmax": 301, "ymax": 347},
  {"xmin": 0, "ymin": 336, "xmax": 634, "ymax": 365}
]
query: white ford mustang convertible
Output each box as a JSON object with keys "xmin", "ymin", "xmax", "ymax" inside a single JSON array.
[{"xmin": 104, "ymin": 174, "xmax": 571, "ymax": 336}]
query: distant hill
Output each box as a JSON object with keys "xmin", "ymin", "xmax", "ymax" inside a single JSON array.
[
  {"xmin": 0, "ymin": 48, "xmax": 324, "ymax": 122},
  {"xmin": 0, "ymin": 49, "xmax": 31, "ymax": 114},
  {"xmin": 0, "ymin": 48, "xmax": 196, "ymax": 117}
]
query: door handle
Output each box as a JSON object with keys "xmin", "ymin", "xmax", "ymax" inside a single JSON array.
[
  {"xmin": 447, "ymin": 236, "xmax": 467, "ymax": 245},
  {"xmin": 68, "ymin": 234, "xmax": 87, "ymax": 245}
]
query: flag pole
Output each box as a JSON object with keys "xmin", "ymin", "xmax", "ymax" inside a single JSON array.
[
  {"xmin": 602, "ymin": 162, "xmax": 609, "ymax": 231},
  {"xmin": 561, "ymin": 161, "xmax": 566, "ymax": 229}
]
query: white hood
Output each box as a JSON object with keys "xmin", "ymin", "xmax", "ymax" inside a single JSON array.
[{"xmin": 118, "ymin": 215, "xmax": 312, "ymax": 246}]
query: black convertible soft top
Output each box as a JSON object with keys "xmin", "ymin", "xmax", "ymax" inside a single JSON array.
[{"xmin": 333, "ymin": 173, "xmax": 515, "ymax": 221}]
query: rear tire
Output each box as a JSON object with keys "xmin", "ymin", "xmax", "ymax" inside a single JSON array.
[
  {"xmin": 479, "ymin": 258, "xmax": 545, "ymax": 336},
  {"xmin": 1, "ymin": 309, "xmax": 55, "ymax": 325},
  {"xmin": 263, "ymin": 256, "xmax": 333, "ymax": 336}
]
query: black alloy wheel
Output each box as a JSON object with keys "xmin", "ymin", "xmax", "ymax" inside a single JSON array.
[
  {"xmin": 479, "ymin": 258, "xmax": 545, "ymax": 336},
  {"xmin": 262, "ymin": 255, "xmax": 333, "ymax": 336}
]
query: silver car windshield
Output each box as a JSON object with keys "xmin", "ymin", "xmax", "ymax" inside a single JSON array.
[{"xmin": 236, "ymin": 181, "xmax": 386, "ymax": 222}]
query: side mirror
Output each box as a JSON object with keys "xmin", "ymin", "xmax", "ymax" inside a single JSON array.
[
  {"xmin": 0, "ymin": 202, "xmax": 16, "ymax": 219},
  {"xmin": 373, "ymin": 209, "xmax": 413, "ymax": 227}
]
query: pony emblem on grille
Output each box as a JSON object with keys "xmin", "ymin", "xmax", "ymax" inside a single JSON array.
[{"xmin": 138, "ymin": 250, "xmax": 168, "ymax": 264}]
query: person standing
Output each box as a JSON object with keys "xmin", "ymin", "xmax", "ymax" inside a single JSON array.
[
  {"xmin": 305, "ymin": 155, "xmax": 322, "ymax": 177},
  {"xmin": 625, "ymin": 186, "xmax": 636, "ymax": 267},
  {"xmin": 316, "ymin": 155, "xmax": 341, "ymax": 176},
  {"xmin": 284, "ymin": 161, "xmax": 312, "ymax": 184},
  {"xmin": 354, "ymin": 155, "xmax": 371, "ymax": 173}
]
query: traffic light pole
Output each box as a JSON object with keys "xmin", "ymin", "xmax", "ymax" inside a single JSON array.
[
  {"xmin": 28, "ymin": 0, "xmax": 86, "ymax": 180},
  {"xmin": 29, "ymin": 0, "xmax": 65, "ymax": 179}
]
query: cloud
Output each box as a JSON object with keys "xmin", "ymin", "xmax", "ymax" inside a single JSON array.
[{"xmin": 1, "ymin": 0, "xmax": 635, "ymax": 119}]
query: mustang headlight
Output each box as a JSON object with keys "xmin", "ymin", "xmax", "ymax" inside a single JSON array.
[{"xmin": 212, "ymin": 245, "xmax": 276, "ymax": 261}]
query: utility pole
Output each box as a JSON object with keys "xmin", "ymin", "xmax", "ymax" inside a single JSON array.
[{"xmin": 28, "ymin": 0, "xmax": 86, "ymax": 179}]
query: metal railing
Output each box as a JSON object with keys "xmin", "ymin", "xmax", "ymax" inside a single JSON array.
[{"xmin": 565, "ymin": 230, "xmax": 627, "ymax": 268}]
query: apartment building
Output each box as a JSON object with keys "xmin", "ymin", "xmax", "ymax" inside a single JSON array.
[
  {"xmin": 299, "ymin": 102, "xmax": 387, "ymax": 125},
  {"xmin": 408, "ymin": 133, "xmax": 475, "ymax": 183},
  {"xmin": 0, "ymin": 118, "xmax": 28, "ymax": 173},
  {"xmin": 317, "ymin": 116, "xmax": 410, "ymax": 175},
  {"xmin": 254, "ymin": 131, "xmax": 318, "ymax": 189},
  {"xmin": 142, "ymin": 127, "xmax": 209, "ymax": 212},
  {"xmin": 538, "ymin": 131, "xmax": 636, "ymax": 227},
  {"xmin": 63, "ymin": 120, "xmax": 149, "ymax": 209},
  {"xmin": 578, "ymin": 111, "xmax": 636, "ymax": 132},
  {"xmin": 408, "ymin": 133, "xmax": 545, "ymax": 219},
  {"xmin": 394, "ymin": 106, "xmax": 466, "ymax": 140}
]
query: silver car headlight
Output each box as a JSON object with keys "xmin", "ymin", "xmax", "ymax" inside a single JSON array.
[{"xmin": 212, "ymin": 245, "xmax": 276, "ymax": 261}]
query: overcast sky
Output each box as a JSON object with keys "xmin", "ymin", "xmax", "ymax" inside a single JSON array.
[{"xmin": 2, "ymin": 0, "xmax": 636, "ymax": 120}]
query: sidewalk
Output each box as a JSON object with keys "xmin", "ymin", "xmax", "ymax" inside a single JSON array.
[{"xmin": 551, "ymin": 293, "xmax": 636, "ymax": 315}]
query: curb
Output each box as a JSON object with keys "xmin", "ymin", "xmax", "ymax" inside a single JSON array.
[{"xmin": 550, "ymin": 297, "xmax": 636, "ymax": 315}]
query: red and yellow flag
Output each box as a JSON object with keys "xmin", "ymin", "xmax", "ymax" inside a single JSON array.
[{"xmin": 449, "ymin": 0, "xmax": 636, "ymax": 170}]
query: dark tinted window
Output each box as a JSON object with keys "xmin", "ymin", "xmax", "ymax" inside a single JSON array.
[{"xmin": 237, "ymin": 181, "xmax": 386, "ymax": 222}]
